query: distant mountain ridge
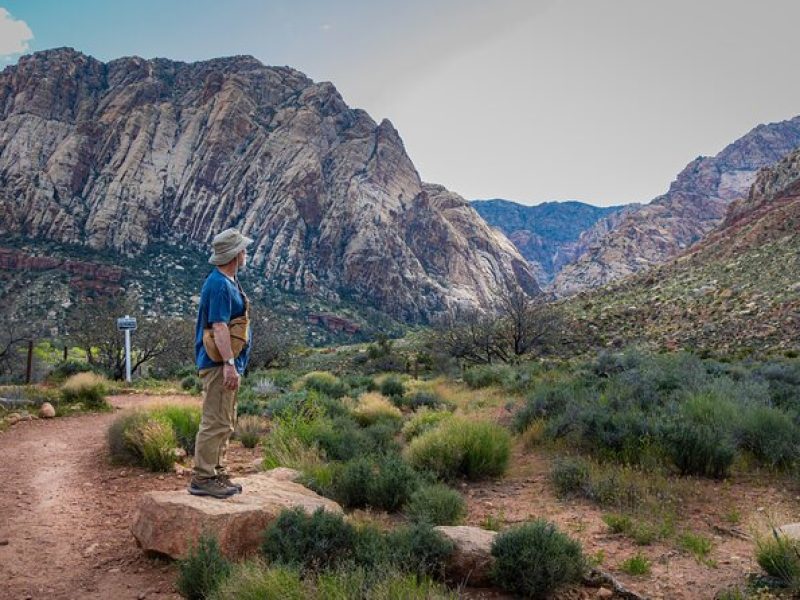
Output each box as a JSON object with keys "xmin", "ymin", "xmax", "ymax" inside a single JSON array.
[
  {"xmin": 471, "ymin": 199, "xmax": 625, "ymax": 283},
  {"xmin": 0, "ymin": 48, "xmax": 538, "ymax": 323},
  {"xmin": 565, "ymin": 146, "xmax": 800, "ymax": 354},
  {"xmin": 552, "ymin": 116, "xmax": 800, "ymax": 296}
]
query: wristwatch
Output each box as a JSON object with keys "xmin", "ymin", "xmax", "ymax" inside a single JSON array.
[{"xmin": 225, "ymin": 358, "xmax": 235, "ymax": 366}]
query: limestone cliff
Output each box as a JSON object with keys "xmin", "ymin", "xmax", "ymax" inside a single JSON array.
[{"xmin": 0, "ymin": 48, "xmax": 538, "ymax": 321}]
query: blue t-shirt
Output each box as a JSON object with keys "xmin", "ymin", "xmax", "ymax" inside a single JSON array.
[{"xmin": 195, "ymin": 269, "xmax": 251, "ymax": 374}]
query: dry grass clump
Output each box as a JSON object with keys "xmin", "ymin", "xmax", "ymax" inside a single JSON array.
[
  {"xmin": 351, "ymin": 392, "xmax": 402, "ymax": 426},
  {"xmin": 235, "ymin": 415, "xmax": 270, "ymax": 448},
  {"xmin": 61, "ymin": 372, "xmax": 109, "ymax": 408}
]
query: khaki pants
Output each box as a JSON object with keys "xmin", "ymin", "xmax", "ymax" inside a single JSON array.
[{"xmin": 193, "ymin": 366, "xmax": 238, "ymax": 480}]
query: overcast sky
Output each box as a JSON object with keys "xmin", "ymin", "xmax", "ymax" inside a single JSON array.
[{"xmin": 2, "ymin": 0, "xmax": 800, "ymax": 206}]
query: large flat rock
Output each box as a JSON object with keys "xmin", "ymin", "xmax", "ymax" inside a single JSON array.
[
  {"xmin": 131, "ymin": 469, "xmax": 341, "ymax": 559},
  {"xmin": 434, "ymin": 525, "xmax": 497, "ymax": 586}
]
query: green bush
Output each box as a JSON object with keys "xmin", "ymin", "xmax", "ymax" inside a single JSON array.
[
  {"xmin": 385, "ymin": 523, "xmax": 455, "ymax": 578},
  {"xmin": 48, "ymin": 359, "xmax": 93, "ymax": 383},
  {"xmin": 402, "ymin": 409, "xmax": 452, "ymax": 441},
  {"xmin": 298, "ymin": 371, "xmax": 347, "ymax": 399},
  {"xmin": 739, "ymin": 405, "xmax": 800, "ymax": 468},
  {"xmin": 620, "ymin": 553, "xmax": 651, "ymax": 576},
  {"xmin": 756, "ymin": 534, "xmax": 800, "ymax": 586},
  {"xmin": 463, "ymin": 364, "xmax": 513, "ymax": 389},
  {"xmin": 261, "ymin": 507, "xmax": 357, "ymax": 572},
  {"xmin": 405, "ymin": 483, "xmax": 466, "ymax": 525},
  {"xmin": 406, "ymin": 418, "xmax": 511, "ymax": 481},
  {"xmin": 401, "ymin": 391, "xmax": 447, "ymax": 411},
  {"xmin": 153, "ymin": 405, "xmax": 201, "ymax": 454},
  {"xmin": 380, "ymin": 375, "xmax": 406, "ymax": 399},
  {"xmin": 210, "ymin": 562, "xmax": 303, "ymax": 600},
  {"xmin": 177, "ymin": 533, "xmax": 232, "ymax": 600},
  {"xmin": 260, "ymin": 509, "xmax": 453, "ymax": 580},
  {"xmin": 333, "ymin": 455, "xmax": 420, "ymax": 512},
  {"xmin": 491, "ymin": 520, "xmax": 586, "ymax": 598},
  {"xmin": 60, "ymin": 372, "xmax": 109, "ymax": 409}
]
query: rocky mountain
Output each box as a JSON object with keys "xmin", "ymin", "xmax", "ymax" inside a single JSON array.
[
  {"xmin": 565, "ymin": 147, "xmax": 800, "ymax": 355},
  {"xmin": 471, "ymin": 199, "xmax": 625, "ymax": 284},
  {"xmin": 0, "ymin": 48, "xmax": 538, "ymax": 323},
  {"xmin": 552, "ymin": 116, "xmax": 800, "ymax": 296}
]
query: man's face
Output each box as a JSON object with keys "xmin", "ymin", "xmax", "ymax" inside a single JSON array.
[{"xmin": 237, "ymin": 248, "xmax": 247, "ymax": 270}]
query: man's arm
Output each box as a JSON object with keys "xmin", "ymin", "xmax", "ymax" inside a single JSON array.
[{"xmin": 212, "ymin": 322, "xmax": 240, "ymax": 390}]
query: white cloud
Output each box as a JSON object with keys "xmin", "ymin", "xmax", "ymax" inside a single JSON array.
[{"xmin": 0, "ymin": 7, "xmax": 33, "ymax": 56}]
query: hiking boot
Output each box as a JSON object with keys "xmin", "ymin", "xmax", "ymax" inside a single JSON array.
[
  {"xmin": 187, "ymin": 477, "xmax": 237, "ymax": 499},
  {"xmin": 216, "ymin": 473, "xmax": 242, "ymax": 494}
]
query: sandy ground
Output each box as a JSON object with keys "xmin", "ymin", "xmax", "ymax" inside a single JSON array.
[{"xmin": 0, "ymin": 394, "xmax": 259, "ymax": 600}]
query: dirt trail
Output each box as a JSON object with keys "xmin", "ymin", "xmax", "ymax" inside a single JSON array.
[{"xmin": 0, "ymin": 395, "xmax": 200, "ymax": 600}]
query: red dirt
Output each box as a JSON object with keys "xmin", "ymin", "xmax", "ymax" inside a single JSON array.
[{"xmin": 0, "ymin": 394, "xmax": 260, "ymax": 600}]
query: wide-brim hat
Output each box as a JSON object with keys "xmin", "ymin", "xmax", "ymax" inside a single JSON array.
[{"xmin": 208, "ymin": 228, "xmax": 254, "ymax": 265}]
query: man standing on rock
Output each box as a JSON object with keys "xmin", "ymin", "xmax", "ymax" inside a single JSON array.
[{"xmin": 189, "ymin": 228, "xmax": 253, "ymax": 499}]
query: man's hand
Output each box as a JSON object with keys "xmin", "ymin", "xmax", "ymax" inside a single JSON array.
[{"xmin": 223, "ymin": 363, "xmax": 240, "ymax": 391}]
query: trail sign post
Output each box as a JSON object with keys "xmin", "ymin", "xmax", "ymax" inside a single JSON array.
[{"xmin": 117, "ymin": 315, "xmax": 137, "ymax": 383}]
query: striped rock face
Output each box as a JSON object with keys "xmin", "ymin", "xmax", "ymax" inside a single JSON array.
[{"xmin": 0, "ymin": 48, "xmax": 538, "ymax": 322}]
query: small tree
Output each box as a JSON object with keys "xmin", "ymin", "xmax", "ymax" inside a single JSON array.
[
  {"xmin": 493, "ymin": 283, "xmax": 563, "ymax": 359},
  {"xmin": 0, "ymin": 309, "xmax": 30, "ymax": 377},
  {"xmin": 67, "ymin": 293, "xmax": 190, "ymax": 380}
]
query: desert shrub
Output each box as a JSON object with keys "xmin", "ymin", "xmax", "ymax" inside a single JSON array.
[
  {"xmin": 235, "ymin": 415, "xmax": 269, "ymax": 448},
  {"xmin": 402, "ymin": 409, "xmax": 452, "ymax": 441},
  {"xmin": 678, "ymin": 532, "xmax": 713, "ymax": 563},
  {"xmin": 177, "ymin": 533, "xmax": 232, "ymax": 600},
  {"xmin": 352, "ymin": 392, "xmax": 402, "ymax": 426},
  {"xmin": 406, "ymin": 418, "xmax": 511, "ymax": 481},
  {"xmin": 48, "ymin": 359, "xmax": 93, "ymax": 383},
  {"xmin": 663, "ymin": 393, "xmax": 738, "ymax": 478},
  {"xmin": 463, "ymin": 364, "xmax": 513, "ymax": 389},
  {"xmin": 181, "ymin": 375, "xmax": 202, "ymax": 393},
  {"xmin": 385, "ymin": 523, "xmax": 455, "ymax": 578},
  {"xmin": 153, "ymin": 405, "xmax": 201, "ymax": 454},
  {"xmin": 341, "ymin": 374, "xmax": 377, "ymax": 395},
  {"xmin": 620, "ymin": 553, "xmax": 651, "ymax": 576},
  {"xmin": 401, "ymin": 390, "xmax": 447, "ymax": 411},
  {"xmin": 128, "ymin": 418, "xmax": 177, "ymax": 472},
  {"xmin": 513, "ymin": 379, "xmax": 596, "ymax": 433},
  {"xmin": 107, "ymin": 412, "xmax": 150, "ymax": 465},
  {"xmin": 491, "ymin": 520, "xmax": 586, "ymax": 598},
  {"xmin": 60, "ymin": 372, "xmax": 109, "ymax": 409},
  {"xmin": 261, "ymin": 507, "xmax": 357, "ymax": 572},
  {"xmin": 405, "ymin": 483, "xmax": 466, "ymax": 525},
  {"xmin": 367, "ymin": 454, "xmax": 421, "ymax": 512},
  {"xmin": 210, "ymin": 562, "xmax": 303, "ymax": 600},
  {"xmin": 297, "ymin": 371, "xmax": 347, "ymax": 399},
  {"xmin": 333, "ymin": 455, "xmax": 420, "ymax": 511},
  {"xmin": 380, "ymin": 375, "xmax": 406, "ymax": 400},
  {"xmin": 738, "ymin": 405, "xmax": 800, "ymax": 468},
  {"xmin": 550, "ymin": 456, "xmax": 590, "ymax": 498},
  {"xmin": 756, "ymin": 534, "xmax": 800, "ymax": 586}
]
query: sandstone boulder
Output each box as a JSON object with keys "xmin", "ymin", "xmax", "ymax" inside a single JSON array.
[
  {"xmin": 777, "ymin": 523, "xmax": 800, "ymax": 540},
  {"xmin": 39, "ymin": 403, "xmax": 56, "ymax": 418},
  {"xmin": 434, "ymin": 525, "xmax": 497, "ymax": 586},
  {"xmin": 131, "ymin": 469, "xmax": 342, "ymax": 559}
]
